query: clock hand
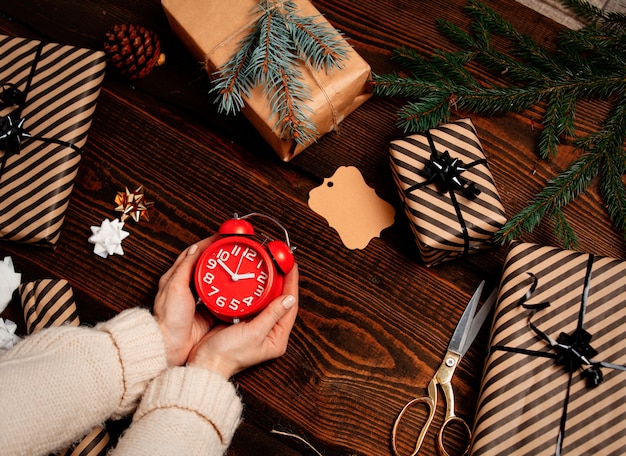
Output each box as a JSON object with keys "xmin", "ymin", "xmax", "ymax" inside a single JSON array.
[
  {"xmin": 234, "ymin": 272, "xmax": 255, "ymax": 280},
  {"xmin": 217, "ymin": 259, "xmax": 237, "ymax": 280},
  {"xmin": 234, "ymin": 253, "xmax": 245, "ymax": 275}
]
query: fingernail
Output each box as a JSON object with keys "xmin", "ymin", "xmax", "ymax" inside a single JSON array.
[
  {"xmin": 281, "ymin": 295, "xmax": 296, "ymax": 310},
  {"xmin": 188, "ymin": 244, "xmax": 199, "ymax": 256}
]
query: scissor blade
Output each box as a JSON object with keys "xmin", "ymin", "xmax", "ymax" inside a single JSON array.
[
  {"xmin": 459, "ymin": 288, "xmax": 497, "ymax": 356},
  {"xmin": 447, "ymin": 281, "xmax": 485, "ymax": 355}
]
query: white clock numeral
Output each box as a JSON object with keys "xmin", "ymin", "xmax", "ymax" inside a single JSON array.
[
  {"xmin": 254, "ymin": 284, "xmax": 265, "ymax": 297},
  {"xmin": 206, "ymin": 258, "xmax": 217, "ymax": 269},
  {"xmin": 217, "ymin": 249, "xmax": 229, "ymax": 262},
  {"xmin": 215, "ymin": 296, "xmax": 241, "ymax": 310},
  {"xmin": 256, "ymin": 259, "xmax": 264, "ymax": 269},
  {"xmin": 207, "ymin": 286, "xmax": 219, "ymax": 297},
  {"xmin": 243, "ymin": 247, "xmax": 257, "ymax": 261},
  {"xmin": 231, "ymin": 245, "xmax": 242, "ymax": 256},
  {"xmin": 242, "ymin": 296, "xmax": 254, "ymax": 307},
  {"xmin": 229, "ymin": 298, "xmax": 240, "ymax": 311},
  {"xmin": 257, "ymin": 271, "xmax": 268, "ymax": 285},
  {"xmin": 203, "ymin": 272, "xmax": 215, "ymax": 284}
]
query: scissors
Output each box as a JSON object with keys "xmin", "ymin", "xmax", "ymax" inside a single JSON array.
[{"xmin": 391, "ymin": 281, "xmax": 497, "ymax": 456}]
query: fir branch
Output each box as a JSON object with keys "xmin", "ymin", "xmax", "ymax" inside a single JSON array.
[
  {"xmin": 398, "ymin": 95, "xmax": 452, "ymax": 132},
  {"xmin": 539, "ymin": 89, "xmax": 577, "ymax": 157},
  {"xmin": 557, "ymin": 0, "xmax": 604, "ymax": 25},
  {"xmin": 270, "ymin": 65, "xmax": 316, "ymax": 143},
  {"xmin": 370, "ymin": 72, "xmax": 444, "ymax": 99},
  {"xmin": 434, "ymin": 19, "xmax": 476, "ymax": 50},
  {"xmin": 372, "ymin": 0, "xmax": 626, "ymax": 246},
  {"xmin": 210, "ymin": 31, "xmax": 258, "ymax": 115},
  {"xmin": 597, "ymin": 93, "xmax": 626, "ymax": 234},
  {"xmin": 287, "ymin": 9, "xmax": 349, "ymax": 71},
  {"xmin": 550, "ymin": 209, "xmax": 579, "ymax": 248},
  {"xmin": 470, "ymin": 1, "xmax": 577, "ymax": 82},
  {"xmin": 494, "ymin": 151, "xmax": 603, "ymax": 248},
  {"xmin": 600, "ymin": 151, "xmax": 626, "ymax": 233},
  {"xmin": 397, "ymin": 49, "xmax": 479, "ymax": 90},
  {"xmin": 452, "ymin": 85, "xmax": 545, "ymax": 114},
  {"xmin": 209, "ymin": 0, "xmax": 347, "ymax": 144},
  {"xmin": 603, "ymin": 11, "xmax": 626, "ymax": 33},
  {"xmin": 259, "ymin": 5, "xmax": 317, "ymax": 144},
  {"xmin": 466, "ymin": 0, "xmax": 569, "ymax": 77}
]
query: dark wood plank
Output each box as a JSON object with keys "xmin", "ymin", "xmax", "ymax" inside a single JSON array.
[{"xmin": 1, "ymin": 0, "xmax": 624, "ymax": 455}]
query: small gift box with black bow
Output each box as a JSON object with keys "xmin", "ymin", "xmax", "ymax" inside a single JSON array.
[
  {"xmin": 470, "ymin": 242, "xmax": 626, "ymax": 456},
  {"xmin": 0, "ymin": 34, "xmax": 106, "ymax": 246},
  {"xmin": 389, "ymin": 118, "xmax": 507, "ymax": 266}
]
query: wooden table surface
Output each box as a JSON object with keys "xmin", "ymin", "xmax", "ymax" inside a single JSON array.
[{"xmin": 1, "ymin": 0, "xmax": 624, "ymax": 455}]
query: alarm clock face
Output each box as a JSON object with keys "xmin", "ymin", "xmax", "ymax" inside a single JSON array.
[{"xmin": 194, "ymin": 236, "xmax": 284, "ymax": 321}]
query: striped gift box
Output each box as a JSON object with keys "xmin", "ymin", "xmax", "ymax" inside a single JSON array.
[
  {"xmin": 390, "ymin": 118, "xmax": 506, "ymax": 267},
  {"xmin": 471, "ymin": 242, "xmax": 626, "ymax": 456},
  {"xmin": 0, "ymin": 34, "xmax": 106, "ymax": 246}
]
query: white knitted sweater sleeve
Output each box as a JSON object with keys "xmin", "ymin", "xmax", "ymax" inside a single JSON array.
[
  {"xmin": 111, "ymin": 366, "xmax": 243, "ymax": 455},
  {"xmin": 0, "ymin": 308, "xmax": 167, "ymax": 456}
]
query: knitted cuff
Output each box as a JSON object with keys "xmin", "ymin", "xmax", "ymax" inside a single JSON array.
[
  {"xmin": 96, "ymin": 308, "xmax": 168, "ymax": 419},
  {"xmin": 135, "ymin": 366, "xmax": 243, "ymax": 445}
]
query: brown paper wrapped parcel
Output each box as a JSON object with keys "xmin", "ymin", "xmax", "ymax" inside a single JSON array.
[
  {"xmin": 390, "ymin": 118, "xmax": 507, "ymax": 266},
  {"xmin": 0, "ymin": 35, "xmax": 106, "ymax": 246},
  {"xmin": 470, "ymin": 242, "xmax": 626, "ymax": 455},
  {"xmin": 162, "ymin": 0, "xmax": 371, "ymax": 161}
]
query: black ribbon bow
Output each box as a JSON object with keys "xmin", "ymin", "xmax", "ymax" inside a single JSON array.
[
  {"xmin": 0, "ymin": 114, "xmax": 32, "ymax": 158},
  {"xmin": 419, "ymin": 148, "xmax": 482, "ymax": 200},
  {"xmin": 0, "ymin": 83, "xmax": 27, "ymax": 108},
  {"xmin": 405, "ymin": 130, "xmax": 487, "ymax": 255},
  {"xmin": 555, "ymin": 328, "xmax": 597, "ymax": 372}
]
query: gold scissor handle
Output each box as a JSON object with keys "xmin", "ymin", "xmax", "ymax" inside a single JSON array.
[
  {"xmin": 392, "ymin": 351, "xmax": 472, "ymax": 456},
  {"xmin": 435, "ymin": 354, "xmax": 472, "ymax": 456},
  {"xmin": 437, "ymin": 415, "xmax": 471, "ymax": 456},
  {"xmin": 391, "ymin": 379, "xmax": 437, "ymax": 456}
]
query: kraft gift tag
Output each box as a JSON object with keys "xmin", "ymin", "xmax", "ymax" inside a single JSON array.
[{"xmin": 308, "ymin": 166, "xmax": 395, "ymax": 249}]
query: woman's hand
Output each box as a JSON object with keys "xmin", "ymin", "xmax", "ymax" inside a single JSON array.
[
  {"xmin": 153, "ymin": 237, "xmax": 217, "ymax": 367},
  {"xmin": 187, "ymin": 264, "xmax": 299, "ymax": 378}
]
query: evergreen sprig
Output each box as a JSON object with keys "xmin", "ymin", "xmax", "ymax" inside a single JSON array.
[
  {"xmin": 371, "ymin": 0, "xmax": 626, "ymax": 248},
  {"xmin": 211, "ymin": 0, "xmax": 348, "ymax": 144}
]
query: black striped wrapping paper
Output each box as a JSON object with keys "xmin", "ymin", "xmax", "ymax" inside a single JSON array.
[
  {"xmin": 0, "ymin": 34, "xmax": 106, "ymax": 246},
  {"xmin": 389, "ymin": 118, "xmax": 506, "ymax": 267},
  {"xmin": 470, "ymin": 242, "xmax": 626, "ymax": 456},
  {"xmin": 19, "ymin": 278, "xmax": 80, "ymax": 334}
]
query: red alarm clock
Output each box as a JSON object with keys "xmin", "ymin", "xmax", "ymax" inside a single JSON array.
[{"xmin": 194, "ymin": 213, "xmax": 295, "ymax": 323}]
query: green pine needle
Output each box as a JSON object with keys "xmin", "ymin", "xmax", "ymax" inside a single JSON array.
[
  {"xmin": 210, "ymin": 0, "xmax": 348, "ymax": 144},
  {"xmin": 494, "ymin": 151, "xmax": 602, "ymax": 248},
  {"xmin": 371, "ymin": 0, "xmax": 626, "ymax": 247}
]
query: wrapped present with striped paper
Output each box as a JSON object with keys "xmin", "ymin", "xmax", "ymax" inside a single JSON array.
[
  {"xmin": 389, "ymin": 118, "xmax": 506, "ymax": 267},
  {"xmin": 470, "ymin": 242, "xmax": 626, "ymax": 456},
  {"xmin": 0, "ymin": 34, "xmax": 106, "ymax": 246}
]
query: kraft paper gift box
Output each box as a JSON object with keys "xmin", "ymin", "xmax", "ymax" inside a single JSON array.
[
  {"xmin": 0, "ymin": 34, "xmax": 106, "ymax": 246},
  {"xmin": 470, "ymin": 242, "xmax": 626, "ymax": 456},
  {"xmin": 389, "ymin": 118, "xmax": 507, "ymax": 266},
  {"xmin": 161, "ymin": 0, "xmax": 372, "ymax": 161}
]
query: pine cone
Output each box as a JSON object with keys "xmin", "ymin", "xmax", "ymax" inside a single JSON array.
[{"xmin": 103, "ymin": 24, "xmax": 165, "ymax": 80}]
